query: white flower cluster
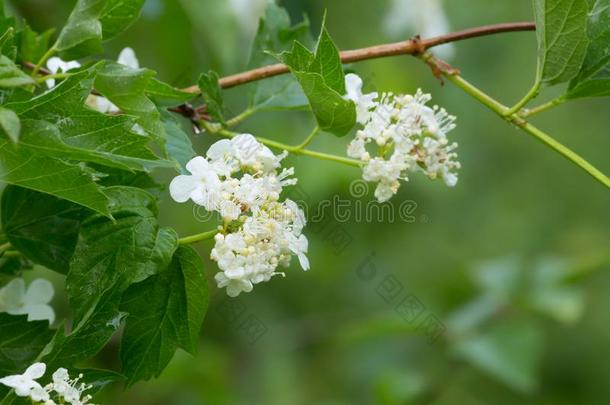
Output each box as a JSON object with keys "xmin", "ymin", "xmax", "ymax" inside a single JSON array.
[
  {"xmin": 170, "ymin": 134, "xmax": 309, "ymax": 297},
  {"xmin": 344, "ymin": 73, "xmax": 461, "ymax": 202},
  {"xmin": 0, "ymin": 363, "xmax": 95, "ymax": 405},
  {"xmin": 46, "ymin": 47, "xmax": 139, "ymax": 114}
]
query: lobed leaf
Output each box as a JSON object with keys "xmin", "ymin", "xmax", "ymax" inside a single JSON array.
[
  {"xmin": 43, "ymin": 187, "xmax": 179, "ymax": 370},
  {"xmin": 0, "ymin": 55, "xmax": 34, "ymax": 88},
  {"xmin": 56, "ymin": 0, "xmax": 146, "ymax": 59},
  {"xmin": 6, "ymin": 68, "xmax": 171, "ymax": 172},
  {"xmin": 198, "ymin": 71, "xmax": 226, "ymax": 124},
  {"xmin": 534, "ymin": 0, "xmax": 590, "ymax": 85},
  {"xmin": 566, "ymin": 0, "xmax": 610, "ymax": 98},
  {"xmin": 275, "ymin": 19, "xmax": 355, "ymax": 136},
  {"xmin": 0, "ymin": 138, "xmax": 111, "ymax": 215},
  {"xmin": 0, "ymin": 106, "xmax": 19, "ymax": 143},
  {"xmin": 120, "ymin": 246, "xmax": 208, "ymax": 386},
  {"xmin": 1, "ymin": 186, "xmax": 89, "ymax": 273},
  {"xmin": 94, "ymin": 61, "xmax": 166, "ymax": 141}
]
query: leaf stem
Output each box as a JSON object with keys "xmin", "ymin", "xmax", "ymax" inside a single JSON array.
[
  {"xmin": 443, "ymin": 72, "xmax": 610, "ymax": 189},
  {"xmin": 521, "ymin": 97, "xmax": 565, "ymax": 118},
  {"xmin": 178, "ymin": 229, "xmax": 219, "ymax": 245},
  {"xmin": 35, "ymin": 72, "xmax": 72, "ymax": 84},
  {"xmin": 1, "ymin": 251, "xmax": 21, "ymax": 258},
  {"xmin": 226, "ymin": 108, "xmax": 256, "ymax": 128},
  {"xmin": 505, "ymin": 81, "xmax": 541, "ymax": 116},
  {"xmin": 31, "ymin": 45, "xmax": 56, "ymax": 78},
  {"xmin": 0, "ymin": 242, "xmax": 11, "ymax": 254},
  {"xmin": 293, "ymin": 126, "xmax": 320, "ymax": 151}
]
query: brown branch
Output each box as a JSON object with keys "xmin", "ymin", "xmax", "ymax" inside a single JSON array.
[{"xmin": 183, "ymin": 21, "xmax": 535, "ymax": 93}]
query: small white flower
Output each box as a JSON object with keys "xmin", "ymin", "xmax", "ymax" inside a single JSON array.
[
  {"xmin": 0, "ymin": 362, "xmax": 46, "ymax": 397},
  {"xmin": 344, "ymin": 74, "xmax": 460, "ymax": 201},
  {"xmin": 169, "ymin": 156, "xmax": 222, "ymax": 211},
  {"xmin": 344, "ymin": 73, "xmax": 378, "ymax": 124},
  {"xmin": 46, "ymin": 57, "xmax": 81, "ymax": 88},
  {"xmin": 172, "ymin": 134, "xmax": 308, "ymax": 296},
  {"xmin": 0, "ymin": 278, "xmax": 55, "ymax": 323},
  {"xmin": 117, "ymin": 47, "xmax": 139, "ymax": 69}
]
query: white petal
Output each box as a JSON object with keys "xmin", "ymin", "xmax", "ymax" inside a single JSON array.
[
  {"xmin": 0, "ymin": 278, "xmax": 25, "ymax": 311},
  {"xmin": 30, "ymin": 384, "xmax": 50, "ymax": 402},
  {"xmin": 24, "ymin": 363, "xmax": 46, "ymax": 380},
  {"xmin": 206, "ymin": 139, "xmax": 233, "ymax": 161},
  {"xmin": 25, "ymin": 304, "xmax": 55, "ymax": 324},
  {"xmin": 169, "ymin": 175, "xmax": 199, "ymax": 203},
  {"xmin": 24, "ymin": 279, "xmax": 54, "ymax": 305},
  {"xmin": 298, "ymin": 253, "xmax": 310, "ymax": 271},
  {"xmin": 46, "ymin": 57, "xmax": 64, "ymax": 75},
  {"xmin": 117, "ymin": 47, "xmax": 139, "ymax": 69},
  {"xmin": 185, "ymin": 156, "xmax": 211, "ymax": 176},
  {"xmin": 344, "ymin": 73, "xmax": 363, "ymax": 101}
]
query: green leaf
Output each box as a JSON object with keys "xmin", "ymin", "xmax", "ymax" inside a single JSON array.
[
  {"xmin": 65, "ymin": 186, "xmax": 161, "ymax": 323},
  {"xmin": 0, "ymin": 106, "xmax": 19, "ymax": 143},
  {"xmin": 146, "ymin": 78, "xmax": 194, "ymax": 105},
  {"xmin": 453, "ymin": 319, "xmax": 544, "ymax": 393},
  {"xmin": 43, "ymin": 187, "xmax": 176, "ymax": 369},
  {"xmin": 6, "ymin": 68, "xmax": 170, "ymax": 172},
  {"xmin": 1, "ymin": 186, "xmax": 88, "ymax": 273},
  {"xmin": 0, "ymin": 139, "xmax": 111, "ymax": 216},
  {"xmin": 246, "ymin": 3, "xmax": 311, "ymax": 111},
  {"xmin": 162, "ymin": 113, "xmax": 195, "ymax": 172},
  {"xmin": 275, "ymin": 21, "xmax": 355, "ymax": 136},
  {"xmin": 94, "ymin": 61, "xmax": 166, "ymax": 141},
  {"xmin": 198, "ymin": 71, "xmax": 225, "ymax": 124},
  {"xmin": 0, "ymin": 26, "xmax": 16, "ymax": 61},
  {"xmin": 0, "ymin": 314, "xmax": 53, "ymax": 402},
  {"xmin": 120, "ymin": 245, "xmax": 208, "ymax": 386},
  {"xmin": 0, "ymin": 55, "xmax": 34, "ymax": 88},
  {"xmin": 0, "ymin": 314, "xmax": 53, "ymax": 376},
  {"xmin": 534, "ymin": 0, "xmax": 590, "ymax": 85},
  {"xmin": 310, "ymin": 25, "xmax": 346, "ymax": 94},
  {"xmin": 566, "ymin": 0, "xmax": 610, "ymax": 98},
  {"xmin": 17, "ymin": 25, "xmax": 54, "ymax": 64},
  {"xmin": 56, "ymin": 0, "xmax": 146, "ymax": 59}
]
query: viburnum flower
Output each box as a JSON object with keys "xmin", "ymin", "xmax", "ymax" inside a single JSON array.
[
  {"xmin": 0, "ymin": 363, "xmax": 47, "ymax": 399},
  {"xmin": 0, "ymin": 278, "xmax": 55, "ymax": 323},
  {"xmin": 343, "ymin": 73, "xmax": 461, "ymax": 202},
  {"xmin": 45, "ymin": 58, "xmax": 81, "ymax": 88},
  {"xmin": 0, "ymin": 363, "xmax": 95, "ymax": 405},
  {"xmin": 170, "ymin": 134, "xmax": 309, "ymax": 296}
]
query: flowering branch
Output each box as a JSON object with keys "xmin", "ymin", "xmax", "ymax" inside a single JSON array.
[
  {"xmin": 421, "ymin": 54, "xmax": 610, "ymax": 189},
  {"xmin": 182, "ymin": 22, "xmax": 536, "ymax": 93}
]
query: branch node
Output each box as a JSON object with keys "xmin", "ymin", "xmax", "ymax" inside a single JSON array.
[{"xmin": 420, "ymin": 53, "xmax": 460, "ymax": 85}]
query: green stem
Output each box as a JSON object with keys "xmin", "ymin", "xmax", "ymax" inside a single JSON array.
[
  {"xmin": 2, "ymin": 251, "xmax": 21, "ymax": 258},
  {"xmin": 35, "ymin": 72, "xmax": 72, "ymax": 84},
  {"xmin": 444, "ymin": 74, "xmax": 610, "ymax": 189},
  {"xmin": 31, "ymin": 45, "xmax": 56, "ymax": 77},
  {"xmin": 521, "ymin": 97, "xmax": 565, "ymax": 118},
  {"xmin": 505, "ymin": 80, "xmax": 541, "ymax": 116},
  {"xmin": 226, "ymin": 108, "xmax": 256, "ymax": 128},
  {"xmin": 178, "ymin": 229, "xmax": 219, "ymax": 245},
  {"xmin": 215, "ymin": 128, "xmax": 362, "ymax": 168},
  {"xmin": 293, "ymin": 126, "xmax": 320, "ymax": 151},
  {"xmin": 0, "ymin": 242, "xmax": 11, "ymax": 254}
]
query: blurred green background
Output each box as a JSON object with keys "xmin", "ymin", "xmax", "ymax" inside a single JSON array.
[{"xmin": 7, "ymin": 0, "xmax": 610, "ymax": 403}]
